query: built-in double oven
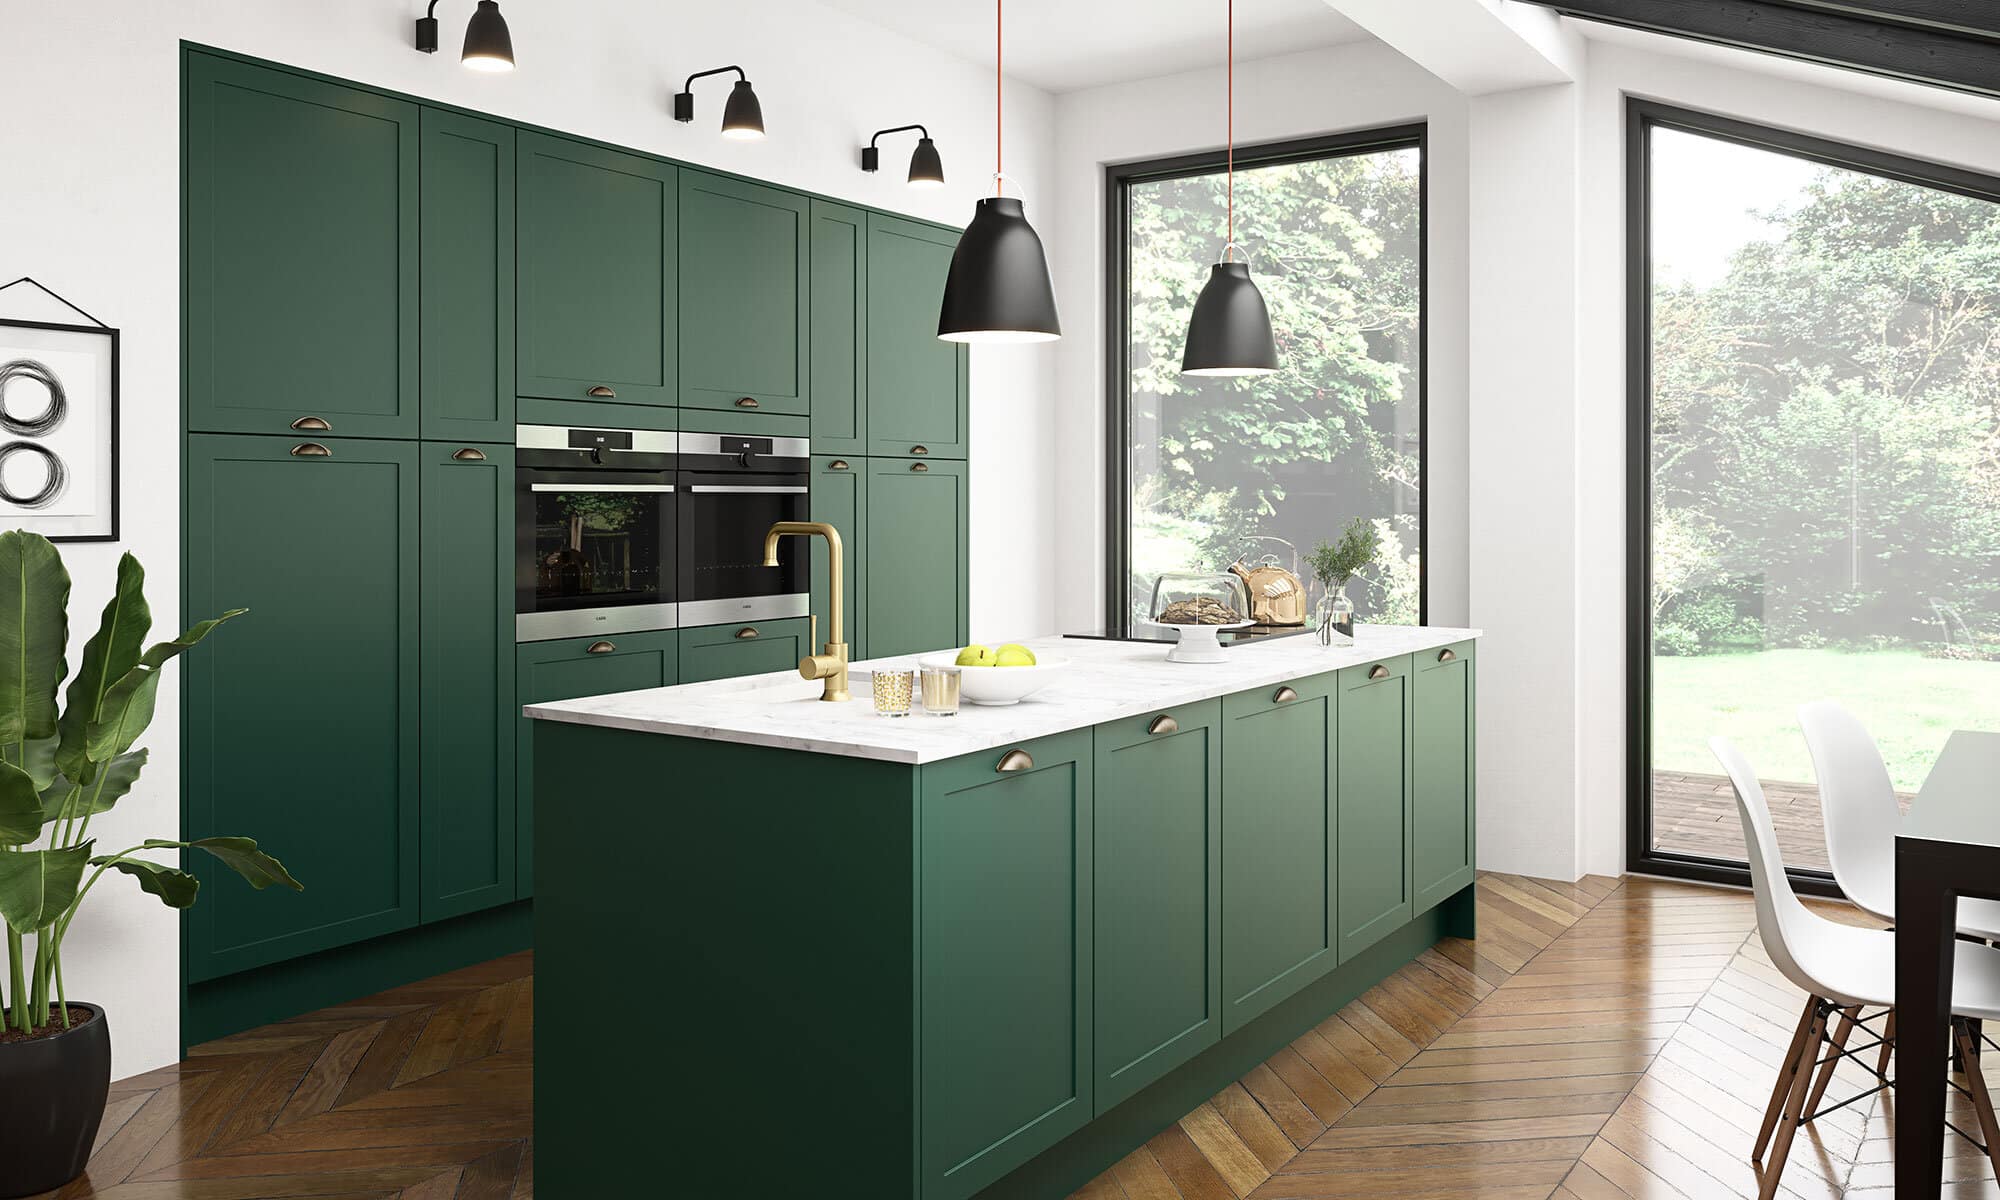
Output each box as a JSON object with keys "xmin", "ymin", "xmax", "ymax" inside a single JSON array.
[{"xmin": 515, "ymin": 425, "xmax": 810, "ymax": 642}]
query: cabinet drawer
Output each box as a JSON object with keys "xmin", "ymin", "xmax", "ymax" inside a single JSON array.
[{"xmin": 678, "ymin": 618, "xmax": 811, "ymax": 684}]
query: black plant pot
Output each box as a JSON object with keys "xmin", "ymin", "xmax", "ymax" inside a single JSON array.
[{"xmin": 0, "ymin": 1005, "xmax": 111, "ymax": 1198}]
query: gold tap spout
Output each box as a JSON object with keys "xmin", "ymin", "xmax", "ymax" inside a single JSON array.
[{"xmin": 763, "ymin": 521, "xmax": 849, "ymax": 702}]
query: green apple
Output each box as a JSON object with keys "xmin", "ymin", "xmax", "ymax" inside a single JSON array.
[
  {"xmin": 955, "ymin": 644, "xmax": 997, "ymax": 667},
  {"xmin": 995, "ymin": 643, "xmax": 1037, "ymax": 667}
]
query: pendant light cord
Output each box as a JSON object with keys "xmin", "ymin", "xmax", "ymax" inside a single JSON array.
[
  {"xmin": 1226, "ymin": 0, "xmax": 1234, "ymax": 260},
  {"xmin": 996, "ymin": 0, "xmax": 1004, "ymax": 195}
]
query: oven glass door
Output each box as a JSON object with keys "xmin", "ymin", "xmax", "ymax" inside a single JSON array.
[
  {"xmin": 518, "ymin": 470, "xmax": 676, "ymax": 628},
  {"xmin": 677, "ymin": 471, "xmax": 809, "ymax": 619}
]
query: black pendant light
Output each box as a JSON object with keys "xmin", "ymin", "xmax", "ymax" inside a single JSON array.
[
  {"xmin": 415, "ymin": 0, "xmax": 515, "ymax": 73},
  {"xmin": 1181, "ymin": 0, "xmax": 1278, "ymax": 376},
  {"xmin": 675, "ymin": 67, "xmax": 766, "ymax": 140},
  {"xmin": 937, "ymin": 0, "xmax": 1061, "ymax": 344},
  {"xmin": 862, "ymin": 125, "xmax": 946, "ymax": 189}
]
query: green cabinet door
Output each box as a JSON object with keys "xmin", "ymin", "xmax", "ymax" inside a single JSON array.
[
  {"xmin": 1220, "ymin": 678, "xmax": 1336, "ymax": 1033},
  {"xmin": 184, "ymin": 434, "xmax": 420, "ymax": 980},
  {"xmin": 420, "ymin": 110, "xmax": 515, "ymax": 441},
  {"xmin": 420, "ymin": 443, "xmax": 516, "ymax": 922},
  {"xmin": 863, "ymin": 458, "xmax": 968, "ymax": 659},
  {"xmin": 514, "ymin": 630, "xmax": 679, "ymax": 897},
  {"xmin": 809, "ymin": 455, "xmax": 866, "ymax": 661},
  {"xmin": 184, "ymin": 53, "xmax": 418, "ymax": 439},
  {"xmin": 679, "ymin": 171, "xmax": 810, "ymax": 416},
  {"xmin": 678, "ymin": 618, "xmax": 811, "ymax": 683},
  {"xmin": 866, "ymin": 215, "xmax": 969, "ymax": 460},
  {"xmin": 1092, "ymin": 701, "xmax": 1222, "ymax": 1112},
  {"xmin": 1413, "ymin": 642, "xmax": 1477, "ymax": 914},
  {"xmin": 1337, "ymin": 656, "xmax": 1415, "ymax": 960},
  {"xmin": 516, "ymin": 133, "xmax": 676, "ymax": 406},
  {"xmin": 809, "ymin": 201, "xmax": 868, "ymax": 454},
  {"xmin": 921, "ymin": 730, "xmax": 1094, "ymax": 1200}
]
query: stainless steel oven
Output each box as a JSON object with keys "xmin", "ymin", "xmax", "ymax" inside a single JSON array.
[
  {"xmin": 676, "ymin": 432, "xmax": 811, "ymax": 626},
  {"xmin": 515, "ymin": 424, "xmax": 678, "ymax": 642}
]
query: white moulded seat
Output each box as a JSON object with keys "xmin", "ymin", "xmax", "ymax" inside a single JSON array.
[{"xmin": 1799, "ymin": 699, "xmax": 2000, "ymax": 941}]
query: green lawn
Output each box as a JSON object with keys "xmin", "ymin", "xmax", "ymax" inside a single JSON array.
[{"xmin": 1653, "ymin": 648, "xmax": 2000, "ymax": 791}]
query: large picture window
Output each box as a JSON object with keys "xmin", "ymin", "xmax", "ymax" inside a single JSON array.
[
  {"xmin": 1106, "ymin": 128, "xmax": 1425, "ymax": 626},
  {"xmin": 1629, "ymin": 101, "xmax": 2000, "ymax": 885}
]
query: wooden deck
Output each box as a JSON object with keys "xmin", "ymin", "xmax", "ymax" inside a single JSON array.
[{"xmin": 1651, "ymin": 769, "xmax": 1913, "ymax": 872}]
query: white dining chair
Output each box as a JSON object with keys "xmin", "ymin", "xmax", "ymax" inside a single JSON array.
[
  {"xmin": 1799, "ymin": 699, "xmax": 2000, "ymax": 940},
  {"xmin": 1714, "ymin": 736, "xmax": 2000, "ymax": 1198}
]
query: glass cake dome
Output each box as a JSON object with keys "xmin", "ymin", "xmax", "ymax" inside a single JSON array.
[{"xmin": 1147, "ymin": 571, "xmax": 1251, "ymax": 663}]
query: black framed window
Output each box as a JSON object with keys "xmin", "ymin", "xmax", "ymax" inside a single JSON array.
[
  {"xmin": 1104, "ymin": 126, "xmax": 1427, "ymax": 626},
  {"xmin": 1628, "ymin": 100, "xmax": 2000, "ymax": 889}
]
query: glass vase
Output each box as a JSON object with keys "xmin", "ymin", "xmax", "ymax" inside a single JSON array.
[{"xmin": 1316, "ymin": 584, "xmax": 1356, "ymax": 647}]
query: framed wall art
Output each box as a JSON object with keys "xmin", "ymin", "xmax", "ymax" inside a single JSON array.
[{"xmin": 0, "ymin": 279, "xmax": 118, "ymax": 541}]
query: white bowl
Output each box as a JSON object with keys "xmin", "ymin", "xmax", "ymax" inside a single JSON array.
[{"xmin": 916, "ymin": 652, "xmax": 1070, "ymax": 706}]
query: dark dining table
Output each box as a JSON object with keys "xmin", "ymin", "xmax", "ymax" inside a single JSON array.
[{"xmin": 1896, "ymin": 729, "xmax": 2000, "ymax": 1196}]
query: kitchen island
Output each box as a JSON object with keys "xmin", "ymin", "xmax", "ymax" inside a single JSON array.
[{"xmin": 528, "ymin": 625, "xmax": 1480, "ymax": 1199}]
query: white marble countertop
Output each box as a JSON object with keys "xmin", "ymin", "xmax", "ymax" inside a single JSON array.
[{"xmin": 524, "ymin": 625, "xmax": 1481, "ymax": 764}]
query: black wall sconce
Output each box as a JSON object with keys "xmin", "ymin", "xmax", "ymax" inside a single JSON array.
[
  {"xmin": 674, "ymin": 67, "xmax": 765, "ymax": 140},
  {"xmin": 862, "ymin": 125, "xmax": 945, "ymax": 189},
  {"xmin": 415, "ymin": 0, "xmax": 515, "ymax": 72}
]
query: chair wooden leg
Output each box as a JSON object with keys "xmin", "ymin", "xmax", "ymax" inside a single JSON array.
[
  {"xmin": 1757, "ymin": 994, "xmax": 1822, "ymax": 1161},
  {"xmin": 1878, "ymin": 1008, "xmax": 1896, "ymax": 1079},
  {"xmin": 1803, "ymin": 1005, "xmax": 1861, "ymax": 1120},
  {"xmin": 1759, "ymin": 1002, "xmax": 1829, "ymax": 1200},
  {"xmin": 1955, "ymin": 1020, "xmax": 2000, "ymax": 1185}
]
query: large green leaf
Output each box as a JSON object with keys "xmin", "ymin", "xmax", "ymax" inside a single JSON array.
[
  {"xmin": 21, "ymin": 734, "xmax": 59, "ymax": 792},
  {"xmin": 0, "ymin": 841, "xmax": 92, "ymax": 933},
  {"xmin": 38, "ymin": 749, "xmax": 145, "ymax": 825},
  {"xmin": 85, "ymin": 610, "xmax": 246, "ymax": 766},
  {"xmin": 0, "ymin": 760, "xmax": 39, "ymax": 845},
  {"xmin": 56, "ymin": 554, "xmax": 150, "ymax": 785},
  {"xmin": 141, "ymin": 836, "xmax": 301, "ymax": 892},
  {"xmin": 0, "ymin": 531, "xmax": 70, "ymax": 746},
  {"xmin": 92, "ymin": 855, "xmax": 199, "ymax": 909}
]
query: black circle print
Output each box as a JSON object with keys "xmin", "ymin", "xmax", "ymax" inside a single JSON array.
[
  {"xmin": 0, "ymin": 358, "xmax": 69, "ymax": 436},
  {"xmin": 0, "ymin": 441, "xmax": 67, "ymax": 509}
]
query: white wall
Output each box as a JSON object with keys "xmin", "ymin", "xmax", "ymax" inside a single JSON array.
[{"xmin": 0, "ymin": 0, "xmax": 1058, "ymax": 1079}]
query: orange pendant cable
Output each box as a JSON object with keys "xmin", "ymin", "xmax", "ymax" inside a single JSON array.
[
  {"xmin": 996, "ymin": 0, "xmax": 1004, "ymax": 195},
  {"xmin": 1226, "ymin": 0, "xmax": 1235, "ymax": 260}
]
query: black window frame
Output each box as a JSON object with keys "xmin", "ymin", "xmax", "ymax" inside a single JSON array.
[
  {"xmin": 1102, "ymin": 123, "xmax": 1430, "ymax": 628},
  {"xmin": 1624, "ymin": 98, "xmax": 2000, "ymax": 892}
]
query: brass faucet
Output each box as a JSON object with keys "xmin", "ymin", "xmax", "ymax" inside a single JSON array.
[{"xmin": 762, "ymin": 521, "xmax": 850, "ymax": 702}]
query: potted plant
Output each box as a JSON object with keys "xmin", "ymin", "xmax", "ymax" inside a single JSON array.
[
  {"xmin": 1307, "ymin": 519, "xmax": 1380, "ymax": 646},
  {"xmin": 0, "ymin": 533, "xmax": 298, "ymax": 1198}
]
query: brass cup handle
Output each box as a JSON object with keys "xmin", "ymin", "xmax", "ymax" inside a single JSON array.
[
  {"xmin": 911, "ymin": 445, "xmax": 929, "ymax": 455},
  {"xmin": 734, "ymin": 627, "xmax": 759, "ymax": 639},
  {"xmin": 586, "ymin": 385, "xmax": 616, "ymax": 398},
  {"xmin": 736, "ymin": 396, "xmax": 760, "ymax": 408},
  {"xmin": 290, "ymin": 415, "xmax": 331, "ymax": 431},
  {"xmin": 1272, "ymin": 686, "xmax": 1299, "ymax": 704},
  {"xmin": 1369, "ymin": 664, "xmax": 1390, "ymax": 680},
  {"xmin": 1147, "ymin": 714, "xmax": 1179, "ymax": 736},
  {"xmin": 290, "ymin": 442, "xmax": 331, "ymax": 458},
  {"xmin": 1438, "ymin": 648, "xmax": 1457, "ymax": 663},
  {"xmin": 828, "ymin": 459, "xmax": 851, "ymax": 471},
  {"xmin": 997, "ymin": 748, "xmax": 1034, "ymax": 773},
  {"xmin": 911, "ymin": 462, "xmax": 929, "ymax": 473},
  {"xmin": 586, "ymin": 641, "xmax": 617, "ymax": 655},
  {"xmin": 451, "ymin": 447, "xmax": 487, "ymax": 462}
]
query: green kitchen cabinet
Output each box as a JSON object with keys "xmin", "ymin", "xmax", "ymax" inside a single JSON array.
[
  {"xmin": 1092, "ymin": 701, "xmax": 1222, "ymax": 1112},
  {"xmin": 514, "ymin": 630, "xmax": 679, "ymax": 896},
  {"xmin": 516, "ymin": 132, "xmax": 676, "ymax": 406},
  {"xmin": 420, "ymin": 110, "xmax": 514, "ymax": 442},
  {"xmin": 1413, "ymin": 642, "xmax": 1477, "ymax": 914},
  {"xmin": 184, "ymin": 434, "xmax": 421, "ymax": 980},
  {"xmin": 809, "ymin": 201, "xmax": 869, "ymax": 454},
  {"xmin": 420, "ymin": 443, "xmax": 516, "ymax": 922},
  {"xmin": 867, "ymin": 215, "xmax": 969, "ymax": 460},
  {"xmin": 810, "ymin": 455, "xmax": 866, "ymax": 660},
  {"xmin": 921, "ymin": 730, "xmax": 1094, "ymax": 1200},
  {"xmin": 863, "ymin": 458, "xmax": 968, "ymax": 660},
  {"xmin": 679, "ymin": 171, "xmax": 810, "ymax": 416},
  {"xmin": 184, "ymin": 53, "xmax": 418, "ymax": 439},
  {"xmin": 1337, "ymin": 656, "xmax": 1415, "ymax": 961},
  {"xmin": 1219, "ymin": 676, "xmax": 1337, "ymax": 1034},
  {"xmin": 678, "ymin": 618, "xmax": 812, "ymax": 683}
]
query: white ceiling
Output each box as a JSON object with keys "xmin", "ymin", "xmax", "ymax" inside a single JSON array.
[{"xmin": 821, "ymin": 0, "xmax": 1374, "ymax": 94}]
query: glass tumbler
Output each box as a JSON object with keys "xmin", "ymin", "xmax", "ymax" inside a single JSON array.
[
  {"xmin": 921, "ymin": 666, "xmax": 961, "ymax": 716},
  {"xmin": 871, "ymin": 667, "xmax": 915, "ymax": 717}
]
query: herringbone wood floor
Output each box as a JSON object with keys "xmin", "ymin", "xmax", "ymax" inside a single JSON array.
[{"xmin": 24, "ymin": 951, "xmax": 533, "ymax": 1199}]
